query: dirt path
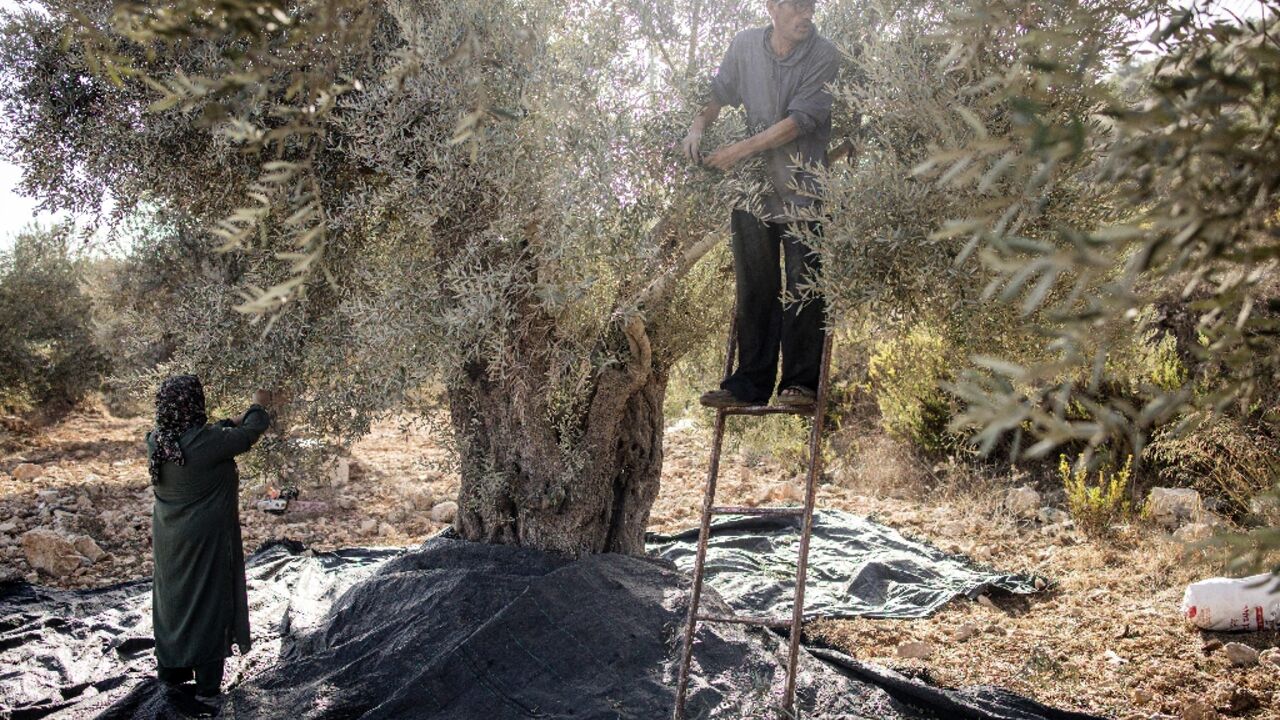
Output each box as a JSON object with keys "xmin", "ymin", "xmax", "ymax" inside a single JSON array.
[{"xmin": 1, "ymin": 408, "xmax": 1277, "ymax": 718}]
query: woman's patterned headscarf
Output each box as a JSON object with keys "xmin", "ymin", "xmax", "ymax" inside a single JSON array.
[{"xmin": 149, "ymin": 374, "xmax": 208, "ymax": 484}]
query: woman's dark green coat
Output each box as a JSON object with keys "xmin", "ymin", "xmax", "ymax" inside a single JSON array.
[{"xmin": 146, "ymin": 405, "xmax": 269, "ymax": 669}]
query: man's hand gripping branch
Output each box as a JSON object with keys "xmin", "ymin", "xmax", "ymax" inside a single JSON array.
[{"xmin": 682, "ymin": 100, "xmax": 802, "ymax": 170}]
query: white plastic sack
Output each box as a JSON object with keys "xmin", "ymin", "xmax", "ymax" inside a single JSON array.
[{"xmin": 1181, "ymin": 574, "xmax": 1280, "ymax": 631}]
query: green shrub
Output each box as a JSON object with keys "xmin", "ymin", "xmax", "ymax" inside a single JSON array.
[
  {"xmin": 1061, "ymin": 453, "xmax": 1132, "ymax": 535},
  {"xmin": 1105, "ymin": 322, "xmax": 1189, "ymax": 395},
  {"xmin": 0, "ymin": 226, "xmax": 106, "ymax": 416},
  {"xmin": 1144, "ymin": 333, "xmax": 1188, "ymax": 392},
  {"xmin": 867, "ymin": 323, "xmax": 956, "ymax": 453}
]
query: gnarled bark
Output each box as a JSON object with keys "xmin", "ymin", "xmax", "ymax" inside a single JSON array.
[
  {"xmin": 447, "ymin": 208, "xmax": 717, "ymax": 557},
  {"xmin": 449, "ymin": 321, "xmax": 667, "ymax": 556}
]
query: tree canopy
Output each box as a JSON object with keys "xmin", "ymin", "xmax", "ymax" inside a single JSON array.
[{"xmin": 1, "ymin": 0, "xmax": 764, "ymax": 435}]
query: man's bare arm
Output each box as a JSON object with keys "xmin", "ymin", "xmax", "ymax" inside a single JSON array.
[
  {"xmin": 682, "ymin": 101, "xmax": 724, "ymax": 163},
  {"xmin": 704, "ymin": 116, "xmax": 800, "ymax": 171}
]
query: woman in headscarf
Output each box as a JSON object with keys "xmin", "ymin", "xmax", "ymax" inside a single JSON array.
[{"xmin": 146, "ymin": 375, "xmax": 271, "ymax": 698}]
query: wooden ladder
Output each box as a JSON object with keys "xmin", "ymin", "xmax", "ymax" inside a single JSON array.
[{"xmin": 673, "ymin": 317, "xmax": 835, "ymax": 719}]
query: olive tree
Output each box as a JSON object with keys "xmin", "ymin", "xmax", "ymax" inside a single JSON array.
[{"xmin": 0, "ymin": 0, "xmax": 801, "ymax": 555}]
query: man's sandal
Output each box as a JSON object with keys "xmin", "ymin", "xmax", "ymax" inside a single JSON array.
[
  {"xmin": 775, "ymin": 386, "xmax": 816, "ymax": 407},
  {"xmin": 699, "ymin": 388, "xmax": 752, "ymax": 408}
]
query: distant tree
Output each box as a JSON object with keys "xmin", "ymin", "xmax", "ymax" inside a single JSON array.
[
  {"xmin": 0, "ymin": 225, "xmax": 106, "ymax": 415},
  {"xmin": 81, "ymin": 210, "xmax": 217, "ymax": 414}
]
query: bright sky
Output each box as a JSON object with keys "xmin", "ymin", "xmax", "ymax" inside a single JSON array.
[
  {"xmin": 0, "ymin": 0, "xmax": 1270, "ymax": 252},
  {"xmin": 0, "ymin": 157, "xmax": 63, "ymax": 246}
]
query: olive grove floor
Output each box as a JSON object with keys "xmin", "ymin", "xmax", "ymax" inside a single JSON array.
[{"xmin": 0, "ymin": 407, "xmax": 1276, "ymax": 718}]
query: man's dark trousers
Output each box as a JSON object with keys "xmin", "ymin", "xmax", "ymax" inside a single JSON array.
[{"xmin": 720, "ymin": 208, "xmax": 825, "ymax": 404}]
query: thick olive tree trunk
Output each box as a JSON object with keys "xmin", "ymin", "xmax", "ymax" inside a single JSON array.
[{"xmin": 448, "ymin": 319, "xmax": 666, "ymax": 556}]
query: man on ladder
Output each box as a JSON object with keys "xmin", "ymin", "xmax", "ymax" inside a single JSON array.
[
  {"xmin": 675, "ymin": 2, "xmax": 841, "ymax": 716},
  {"xmin": 681, "ymin": 0, "xmax": 839, "ymax": 410}
]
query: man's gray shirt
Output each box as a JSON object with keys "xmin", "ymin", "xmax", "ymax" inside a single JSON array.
[{"xmin": 711, "ymin": 26, "xmax": 840, "ymax": 221}]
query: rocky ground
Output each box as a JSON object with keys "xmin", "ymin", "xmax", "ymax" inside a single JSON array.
[{"xmin": 1, "ymin": 406, "xmax": 1278, "ymax": 719}]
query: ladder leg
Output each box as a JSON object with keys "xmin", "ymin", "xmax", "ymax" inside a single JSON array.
[
  {"xmin": 782, "ymin": 333, "xmax": 835, "ymax": 714},
  {"xmin": 673, "ymin": 408, "xmax": 728, "ymax": 720},
  {"xmin": 674, "ymin": 317, "xmax": 739, "ymax": 720}
]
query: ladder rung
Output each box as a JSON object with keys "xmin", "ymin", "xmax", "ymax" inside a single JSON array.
[
  {"xmin": 696, "ymin": 612, "xmax": 793, "ymax": 629},
  {"xmin": 721, "ymin": 404, "xmax": 815, "ymax": 416},
  {"xmin": 709, "ymin": 505, "xmax": 805, "ymax": 517}
]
